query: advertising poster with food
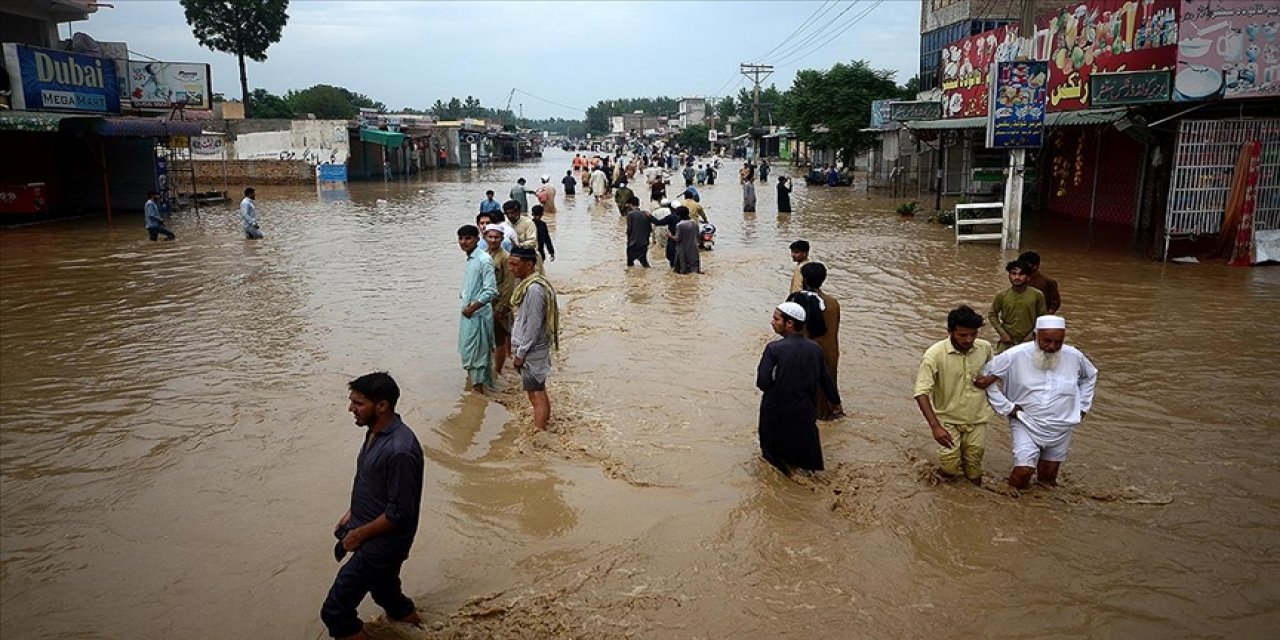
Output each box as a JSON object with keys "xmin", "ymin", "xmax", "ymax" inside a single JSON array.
[
  {"xmin": 941, "ymin": 24, "xmax": 1022, "ymax": 118},
  {"xmin": 1175, "ymin": 0, "xmax": 1280, "ymax": 101},
  {"xmin": 1036, "ymin": 0, "xmax": 1180, "ymax": 110},
  {"xmin": 987, "ymin": 60, "xmax": 1050, "ymax": 148}
]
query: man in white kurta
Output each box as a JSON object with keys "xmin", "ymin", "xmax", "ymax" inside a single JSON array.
[{"xmin": 982, "ymin": 315, "xmax": 1097, "ymax": 490}]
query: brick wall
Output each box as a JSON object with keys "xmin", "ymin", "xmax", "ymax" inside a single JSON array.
[{"xmin": 171, "ymin": 160, "xmax": 314, "ymax": 188}]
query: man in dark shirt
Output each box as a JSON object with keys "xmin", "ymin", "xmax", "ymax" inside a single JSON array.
[
  {"xmin": 756, "ymin": 302, "xmax": 842, "ymax": 476},
  {"xmin": 1018, "ymin": 251, "xmax": 1062, "ymax": 314},
  {"xmin": 531, "ymin": 205, "xmax": 556, "ymax": 263},
  {"xmin": 321, "ymin": 372, "xmax": 425, "ymax": 639}
]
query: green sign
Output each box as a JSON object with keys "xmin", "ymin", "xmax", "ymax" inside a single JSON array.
[{"xmin": 1090, "ymin": 70, "xmax": 1172, "ymax": 107}]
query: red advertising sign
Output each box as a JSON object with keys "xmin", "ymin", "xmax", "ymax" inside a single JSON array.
[
  {"xmin": 941, "ymin": 24, "xmax": 1022, "ymax": 118},
  {"xmin": 1036, "ymin": 0, "xmax": 1180, "ymax": 111}
]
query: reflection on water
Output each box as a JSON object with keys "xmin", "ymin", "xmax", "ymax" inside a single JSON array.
[{"xmin": 2, "ymin": 151, "xmax": 1279, "ymax": 638}]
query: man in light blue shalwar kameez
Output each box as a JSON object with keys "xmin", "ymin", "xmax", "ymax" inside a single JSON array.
[{"xmin": 457, "ymin": 225, "xmax": 498, "ymax": 392}]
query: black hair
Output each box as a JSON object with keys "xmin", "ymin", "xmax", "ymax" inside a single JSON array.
[
  {"xmin": 147, "ymin": 190, "xmax": 158, "ymax": 197},
  {"xmin": 786, "ymin": 291, "xmax": 827, "ymax": 338},
  {"xmin": 348, "ymin": 371, "xmax": 400, "ymax": 410},
  {"xmin": 502, "ymin": 200, "xmax": 520, "ymax": 212},
  {"xmin": 800, "ymin": 262, "xmax": 827, "ymax": 290},
  {"xmin": 674, "ymin": 206, "xmax": 691, "ymax": 220},
  {"xmin": 778, "ymin": 309, "xmax": 806, "ymax": 332},
  {"xmin": 627, "ymin": 196, "xmax": 640, "ymax": 206},
  {"xmin": 244, "ymin": 187, "xmax": 255, "ymax": 197},
  {"xmin": 1005, "ymin": 260, "xmax": 1031, "ymax": 274},
  {"xmin": 476, "ymin": 213, "xmax": 491, "ymax": 225},
  {"xmin": 790, "ymin": 240, "xmax": 810, "ymax": 253},
  {"xmin": 531, "ymin": 205, "xmax": 544, "ymax": 216},
  {"xmin": 457, "ymin": 224, "xmax": 480, "ymax": 238},
  {"xmin": 485, "ymin": 190, "xmax": 494, "ymax": 196},
  {"xmin": 517, "ymin": 178, "xmax": 526, "ymax": 184},
  {"xmin": 1017, "ymin": 251, "xmax": 1041, "ymax": 267},
  {"xmin": 946, "ymin": 305, "xmax": 985, "ymax": 332}
]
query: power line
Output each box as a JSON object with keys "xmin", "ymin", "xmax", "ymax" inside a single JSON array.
[
  {"xmin": 754, "ymin": 0, "xmax": 837, "ymax": 61},
  {"xmin": 774, "ymin": 0, "xmax": 885, "ymax": 68},
  {"xmin": 768, "ymin": 0, "xmax": 863, "ymax": 63},
  {"xmin": 513, "ymin": 89, "xmax": 585, "ymax": 115}
]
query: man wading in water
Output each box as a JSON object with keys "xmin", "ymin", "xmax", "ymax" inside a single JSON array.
[
  {"xmin": 322, "ymin": 372, "xmax": 424, "ymax": 639},
  {"xmin": 755, "ymin": 301, "xmax": 843, "ymax": 476}
]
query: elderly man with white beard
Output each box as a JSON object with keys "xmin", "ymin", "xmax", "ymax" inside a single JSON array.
[{"xmin": 981, "ymin": 315, "xmax": 1098, "ymax": 491}]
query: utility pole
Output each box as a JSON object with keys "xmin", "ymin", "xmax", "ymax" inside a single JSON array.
[
  {"xmin": 739, "ymin": 63, "xmax": 774, "ymax": 128},
  {"xmin": 1002, "ymin": 0, "xmax": 1037, "ymax": 251},
  {"xmin": 739, "ymin": 63, "xmax": 773, "ymax": 159}
]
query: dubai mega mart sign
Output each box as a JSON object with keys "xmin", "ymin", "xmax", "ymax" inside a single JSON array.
[{"xmin": 2, "ymin": 43, "xmax": 121, "ymax": 113}]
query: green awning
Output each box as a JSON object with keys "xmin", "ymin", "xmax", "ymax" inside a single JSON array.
[
  {"xmin": 359, "ymin": 128, "xmax": 405, "ymax": 149},
  {"xmin": 906, "ymin": 116, "xmax": 986, "ymax": 130},
  {"xmin": 1045, "ymin": 107, "xmax": 1127, "ymax": 126},
  {"xmin": 905, "ymin": 107, "xmax": 1129, "ymax": 131},
  {"xmin": 0, "ymin": 112, "xmax": 85, "ymax": 133}
]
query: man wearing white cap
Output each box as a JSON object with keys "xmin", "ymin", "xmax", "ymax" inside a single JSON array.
[
  {"xmin": 755, "ymin": 301, "xmax": 843, "ymax": 476},
  {"xmin": 981, "ymin": 315, "xmax": 1098, "ymax": 490},
  {"xmin": 536, "ymin": 175, "xmax": 557, "ymax": 214}
]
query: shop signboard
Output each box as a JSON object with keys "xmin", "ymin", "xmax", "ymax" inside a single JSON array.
[
  {"xmin": 1036, "ymin": 0, "xmax": 1180, "ymax": 111},
  {"xmin": 1174, "ymin": 0, "xmax": 1280, "ymax": 101},
  {"xmin": 127, "ymin": 61, "xmax": 212, "ymax": 109},
  {"xmin": 191, "ymin": 135, "xmax": 225, "ymax": 157},
  {"xmin": 1, "ymin": 43, "xmax": 121, "ymax": 113},
  {"xmin": 941, "ymin": 24, "xmax": 1022, "ymax": 117},
  {"xmin": 987, "ymin": 60, "xmax": 1049, "ymax": 148},
  {"xmin": 889, "ymin": 100, "xmax": 942, "ymax": 121},
  {"xmin": 869, "ymin": 99, "xmax": 894, "ymax": 128},
  {"xmin": 1090, "ymin": 69, "xmax": 1173, "ymax": 104}
]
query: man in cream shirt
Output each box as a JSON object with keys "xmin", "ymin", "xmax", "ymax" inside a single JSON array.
[{"xmin": 982, "ymin": 315, "xmax": 1098, "ymax": 491}]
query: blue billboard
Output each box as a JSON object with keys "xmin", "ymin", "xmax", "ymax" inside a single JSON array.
[{"xmin": 2, "ymin": 43, "xmax": 121, "ymax": 113}]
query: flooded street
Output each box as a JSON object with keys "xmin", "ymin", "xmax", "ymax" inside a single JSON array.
[{"xmin": 2, "ymin": 150, "xmax": 1279, "ymax": 638}]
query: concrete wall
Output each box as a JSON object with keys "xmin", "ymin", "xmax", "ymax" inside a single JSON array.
[{"xmin": 192, "ymin": 119, "xmax": 350, "ymax": 164}]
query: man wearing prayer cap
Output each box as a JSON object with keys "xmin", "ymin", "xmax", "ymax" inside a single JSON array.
[
  {"xmin": 755, "ymin": 301, "xmax": 844, "ymax": 476},
  {"xmin": 483, "ymin": 224, "xmax": 514, "ymax": 374},
  {"xmin": 981, "ymin": 315, "xmax": 1098, "ymax": 491}
]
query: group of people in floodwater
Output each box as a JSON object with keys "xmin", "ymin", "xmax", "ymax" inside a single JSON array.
[{"xmin": 317, "ymin": 145, "xmax": 1100, "ymax": 640}]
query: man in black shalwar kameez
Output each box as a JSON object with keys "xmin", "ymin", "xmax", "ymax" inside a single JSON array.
[{"xmin": 756, "ymin": 301, "xmax": 843, "ymax": 475}]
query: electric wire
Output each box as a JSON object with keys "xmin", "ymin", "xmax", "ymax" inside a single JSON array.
[
  {"xmin": 773, "ymin": 0, "xmax": 885, "ymax": 69},
  {"xmin": 767, "ymin": 0, "xmax": 863, "ymax": 63},
  {"xmin": 754, "ymin": 0, "xmax": 838, "ymax": 61}
]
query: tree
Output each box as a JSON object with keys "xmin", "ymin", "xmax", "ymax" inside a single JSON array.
[
  {"xmin": 781, "ymin": 60, "xmax": 902, "ymax": 165},
  {"xmin": 713, "ymin": 96, "xmax": 736, "ymax": 122},
  {"xmin": 679, "ymin": 125, "xmax": 711, "ymax": 155},
  {"xmin": 180, "ymin": 0, "xmax": 289, "ymax": 117},
  {"xmin": 735, "ymin": 84, "xmax": 785, "ymax": 127},
  {"xmin": 248, "ymin": 88, "xmax": 294, "ymax": 118},
  {"xmin": 283, "ymin": 84, "xmax": 380, "ymax": 119},
  {"xmin": 900, "ymin": 75, "xmax": 923, "ymax": 99}
]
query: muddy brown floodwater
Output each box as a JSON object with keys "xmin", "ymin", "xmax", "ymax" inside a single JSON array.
[{"xmin": 2, "ymin": 150, "xmax": 1279, "ymax": 639}]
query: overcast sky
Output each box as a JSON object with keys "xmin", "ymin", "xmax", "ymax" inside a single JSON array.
[{"xmin": 72, "ymin": 0, "xmax": 920, "ymax": 117}]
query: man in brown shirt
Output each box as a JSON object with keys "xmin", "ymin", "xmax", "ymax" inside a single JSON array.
[{"xmin": 1019, "ymin": 251, "xmax": 1061, "ymax": 314}]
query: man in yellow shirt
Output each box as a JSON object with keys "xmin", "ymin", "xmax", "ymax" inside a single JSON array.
[
  {"xmin": 914, "ymin": 305, "xmax": 996, "ymax": 485},
  {"xmin": 789, "ymin": 240, "xmax": 810, "ymax": 293},
  {"xmin": 988, "ymin": 260, "xmax": 1047, "ymax": 353}
]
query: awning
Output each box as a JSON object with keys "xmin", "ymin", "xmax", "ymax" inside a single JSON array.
[
  {"xmin": 90, "ymin": 117, "xmax": 203, "ymax": 137},
  {"xmin": 904, "ymin": 107, "xmax": 1130, "ymax": 131},
  {"xmin": 1046, "ymin": 107, "xmax": 1127, "ymax": 126},
  {"xmin": 905, "ymin": 116, "xmax": 985, "ymax": 130},
  {"xmin": 359, "ymin": 128, "xmax": 406, "ymax": 149},
  {"xmin": 0, "ymin": 112, "xmax": 88, "ymax": 133}
]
